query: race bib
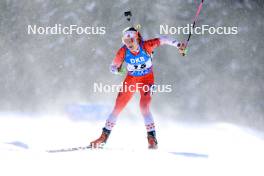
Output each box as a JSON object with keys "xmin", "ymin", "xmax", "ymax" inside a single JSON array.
[{"xmin": 127, "ymin": 59, "xmax": 152, "ymax": 72}]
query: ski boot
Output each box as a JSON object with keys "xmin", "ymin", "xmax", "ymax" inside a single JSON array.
[
  {"xmin": 147, "ymin": 131, "xmax": 158, "ymax": 149},
  {"xmin": 90, "ymin": 128, "xmax": 111, "ymax": 148}
]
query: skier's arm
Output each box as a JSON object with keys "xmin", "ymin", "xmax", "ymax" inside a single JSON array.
[
  {"xmin": 144, "ymin": 37, "xmax": 186, "ymax": 56},
  {"xmin": 110, "ymin": 47, "xmax": 125, "ymax": 74},
  {"xmin": 143, "ymin": 38, "xmax": 161, "ymax": 53},
  {"xmin": 159, "ymin": 36, "xmax": 180, "ymax": 47},
  {"xmin": 159, "ymin": 36, "xmax": 186, "ymax": 56}
]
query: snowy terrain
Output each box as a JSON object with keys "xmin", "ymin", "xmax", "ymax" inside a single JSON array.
[
  {"xmin": 0, "ymin": 1, "xmax": 263, "ymax": 176},
  {"xmin": 0, "ymin": 114, "xmax": 263, "ymax": 176}
]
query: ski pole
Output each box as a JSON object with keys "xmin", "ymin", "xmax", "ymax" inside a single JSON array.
[{"xmin": 183, "ymin": 0, "xmax": 205, "ymax": 56}]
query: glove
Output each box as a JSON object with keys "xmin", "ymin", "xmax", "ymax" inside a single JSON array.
[
  {"xmin": 177, "ymin": 42, "xmax": 187, "ymax": 56},
  {"xmin": 110, "ymin": 65, "xmax": 126, "ymax": 75},
  {"xmin": 110, "ymin": 65, "xmax": 119, "ymax": 74}
]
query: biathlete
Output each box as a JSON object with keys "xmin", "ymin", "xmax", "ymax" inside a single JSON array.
[{"xmin": 90, "ymin": 26, "xmax": 186, "ymax": 149}]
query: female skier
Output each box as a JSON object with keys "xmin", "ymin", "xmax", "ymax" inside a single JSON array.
[{"xmin": 90, "ymin": 26, "xmax": 186, "ymax": 149}]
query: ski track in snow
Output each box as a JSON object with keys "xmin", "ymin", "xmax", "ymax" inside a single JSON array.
[{"xmin": 0, "ymin": 115, "xmax": 264, "ymax": 176}]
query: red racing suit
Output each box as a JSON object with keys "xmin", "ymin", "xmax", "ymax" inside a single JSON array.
[{"xmin": 110, "ymin": 38, "xmax": 161, "ymax": 120}]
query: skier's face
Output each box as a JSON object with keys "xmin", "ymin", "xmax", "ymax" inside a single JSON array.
[
  {"xmin": 122, "ymin": 31, "xmax": 139, "ymax": 51},
  {"xmin": 123, "ymin": 37, "xmax": 138, "ymax": 50}
]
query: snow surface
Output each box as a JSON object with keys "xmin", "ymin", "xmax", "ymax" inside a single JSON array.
[{"xmin": 0, "ymin": 115, "xmax": 264, "ymax": 176}]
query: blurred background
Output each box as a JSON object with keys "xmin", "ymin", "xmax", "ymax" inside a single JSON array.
[{"xmin": 0, "ymin": 0, "xmax": 263, "ymax": 130}]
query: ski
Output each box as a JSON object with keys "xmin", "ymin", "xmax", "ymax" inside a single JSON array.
[{"xmin": 46, "ymin": 145, "xmax": 99, "ymax": 153}]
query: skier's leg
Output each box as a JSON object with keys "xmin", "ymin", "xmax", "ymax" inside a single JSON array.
[
  {"xmin": 90, "ymin": 76, "xmax": 136, "ymax": 148},
  {"xmin": 105, "ymin": 76, "xmax": 135, "ymax": 130},
  {"xmin": 139, "ymin": 86, "xmax": 155, "ymax": 132},
  {"xmin": 104, "ymin": 90, "xmax": 134, "ymax": 130},
  {"xmin": 111, "ymin": 86, "xmax": 135, "ymax": 118},
  {"xmin": 139, "ymin": 73, "xmax": 155, "ymax": 131},
  {"xmin": 139, "ymin": 73, "xmax": 158, "ymax": 149}
]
